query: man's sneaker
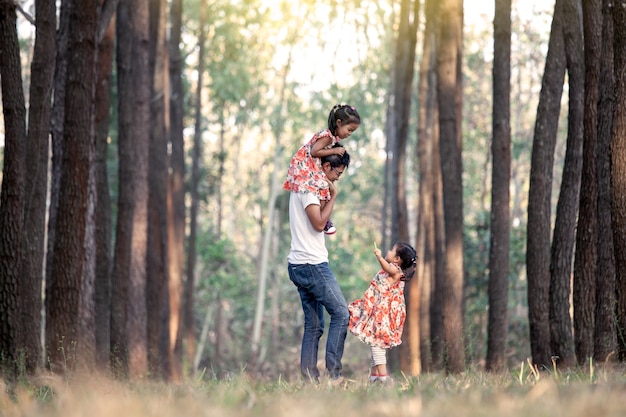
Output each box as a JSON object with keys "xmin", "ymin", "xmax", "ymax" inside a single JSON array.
[{"xmin": 324, "ymin": 220, "xmax": 336, "ymax": 235}]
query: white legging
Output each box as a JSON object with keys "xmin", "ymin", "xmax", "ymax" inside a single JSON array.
[{"xmin": 370, "ymin": 345, "xmax": 387, "ymax": 367}]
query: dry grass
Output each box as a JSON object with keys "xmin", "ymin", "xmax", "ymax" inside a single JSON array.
[{"xmin": 2, "ymin": 364, "xmax": 626, "ymax": 417}]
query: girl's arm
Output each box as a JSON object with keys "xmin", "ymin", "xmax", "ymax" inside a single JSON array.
[
  {"xmin": 310, "ymin": 135, "xmax": 343, "ymax": 158},
  {"xmin": 373, "ymin": 249, "xmax": 403, "ymax": 281}
]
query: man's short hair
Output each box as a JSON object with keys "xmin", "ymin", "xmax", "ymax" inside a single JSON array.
[{"xmin": 321, "ymin": 143, "xmax": 350, "ymax": 168}]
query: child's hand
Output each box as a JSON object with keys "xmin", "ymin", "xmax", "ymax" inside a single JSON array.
[
  {"xmin": 328, "ymin": 178, "xmax": 337, "ymax": 196},
  {"xmin": 373, "ymin": 248, "xmax": 382, "ymax": 258},
  {"xmin": 335, "ymin": 147, "xmax": 345, "ymax": 156}
]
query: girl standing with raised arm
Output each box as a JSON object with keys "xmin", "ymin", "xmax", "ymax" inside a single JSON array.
[
  {"xmin": 348, "ymin": 241, "xmax": 417, "ymax": 385},
  {"xmin": 283, "ymin": 104, "xmax": 360, "ymax": 234}
]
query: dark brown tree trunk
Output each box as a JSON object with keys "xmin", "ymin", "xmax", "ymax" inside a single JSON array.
[
  {"xmin": 94, "ymin": 3, "xmax": 114, "ymax": 371},
  {"xmin": 416, "ymin": 0, "xmax": 437, "ymax": 375},
  {"xmin": 574, "ymin": 0, "xmax": 601, "ymax": 365},
  {"xmin": 431, "ymin": 107, "xmax": 445, "ymax": 371},
  {"xmin": 110, "ymin": 0, "xmax": 133, "ymax": 378},
  {"xmin": 486, "ymin": 0, "xmax": 511, "ymax": 373},
  {"xmin": 20, "ymin": 0, "xmax": 57, "ymax": 374},
  {"xmin": 127, "ymin": 0, "xmax": 151, "ymax": 378},
  {"xmin": 526, "ymin": 0, "xmax": 566, "ymax": 370},
  {"xmin": 611, "ymin": 0, "xmax": 626, "ymax": 362},
  {"xmin": 46, "ymin": 0, "xmax": 70, "ymax": 339},
  {"xmin": 390, "ymin": 0, "xmax": 419, "ymax": 246},
  {"xmin": 437, "ymin": 0, "xmax": 465, "ymax": 373},
  {"xmin": 594, "ymin": 0, "xmax": 616, "ymax": 363},
  {"xmin": 146, "ymin": 0, "xmax": 169, "ymax": 380},
  {"xmin": 0, "ymin": 0, "xmax": 27, "ymax": 379},
  {"xmin": 169, "ymin": 0, "xmax": 187, "ymax": 377},
  {"xmin": 390, "ymin": 0, "xmax": 419, "ymax": 374},
  {"xmin": 549, "ymin": 0, "xmax": 584, "ymax": 370},
  {"xmin": 46, "ymin": 0, "xmax": 98, "ymax": 373}
]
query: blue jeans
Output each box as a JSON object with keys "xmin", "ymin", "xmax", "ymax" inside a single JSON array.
[{"xmin": 288, "ymin": 262, "xmax": 349, "ymax": 381}]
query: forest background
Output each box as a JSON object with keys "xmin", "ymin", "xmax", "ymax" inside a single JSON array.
[{"xmin": 1, "ymin": 0, "xmax": 624, "ymax": 385}]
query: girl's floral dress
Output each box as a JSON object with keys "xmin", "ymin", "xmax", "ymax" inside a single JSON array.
[
  {"xmin": 348, "ymin": 264, "xmax": 406, "ymax": 349},
  {"xmin": 283, "ymin": 129, "xmax": 341, "ymax": 201}
]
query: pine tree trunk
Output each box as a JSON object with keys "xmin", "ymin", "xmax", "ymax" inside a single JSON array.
[
  {"xmin": 526, "ymin": 0, "xmax": 566, "ymax": 370},
  {"xmin": 610, "ymin": 0, "xmax": 626, "ymax": 362},
  {"xmin": 486, "ymin": 0, "xmax": 511, "ymax": 373},
  {"xmin": 437, "ymin": 0, "xmax": 465, "ymax": 373},
  {"xmin": 0, "ymin": 0, "xmax": 27, "ymax": 379},
  {"xmin": 593, "ymin": 0, "xmax": 617, "ymax": 363},
  {"xmin": 94, "ymin": 3, "xmax": 114, "ymax": 371},
  {"xmin": 20, "ymin": 0, "xmax": 57, "ymax": 373},
  {"xmin": 168, "ymin": 0, "xmax": 187, "ymax": 377},
  {"xmin": 573, "ymin": 0, "xmax": 601, "ymax": 365},
  {"xmin": 46, "ymin": 0, "xmax": 97, "ymax": 373}
]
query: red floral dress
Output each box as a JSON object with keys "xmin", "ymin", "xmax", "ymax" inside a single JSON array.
[
  {"xmin": 348, "ymin": 264, "xmax": 406, "ymax": 349},
  {"xmin": 283, "ymin": 129, "xmax": 341, "ymax": 202}
]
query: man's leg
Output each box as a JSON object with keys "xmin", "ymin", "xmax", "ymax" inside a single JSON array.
[
  {"xmin": 312, "ymin": 262, "xmax": 349, "ymax": 379},
  {"xmin": 288, "ymin": 263, "xmax": 325, "ymax": 382}
]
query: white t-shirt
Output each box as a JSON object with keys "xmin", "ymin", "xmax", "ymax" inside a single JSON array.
[{"xmin": 287, "ymin": 192, "xmax": 328, "ymax": 264}]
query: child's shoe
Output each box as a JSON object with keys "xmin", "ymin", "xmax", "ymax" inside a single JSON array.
[{"xmin": 324, "ymin": 220, "xmax": 336, "ymax": 235}]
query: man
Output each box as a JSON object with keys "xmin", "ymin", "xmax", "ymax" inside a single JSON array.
[{"xmin": 287, "ymin": 149, "xmax": 350, "ymax": 385}]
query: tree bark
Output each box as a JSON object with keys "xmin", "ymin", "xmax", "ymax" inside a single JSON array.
[
  {"xmin": 526, "ymin": 0, "xmax": 566, "ymax": 370},
  {"xmin": 94, "ymin": 2, "xmax": 114, "ymax": 371},
  {"xmin": 549, "ymin": 0, "xmax": 584, "ymax": 370},
  {"xmin": 185, "ymin": 0, "xmax": 206, "ymax": 376},
  {"xmin": 437, "ymin": 0, "xmax": 465, "ymax": 373},
  {"xmin": 486, "ymin": 0, "xmax": 511, "ymax": 373},
  {"xmin": 146, "ymin": 0, "xmax": 170, "ymax": 380},
  {"xmin": 46, "ymin": 0, "xmax": 98, "ymax": 373},
  {"xmin": 593, "ymin": 0, "xmax": 616, "ymax": 363},
  {"xmin": 0, "ymin": 0, "xmax": 27, "ymax": 379},
  {"xmin": 611, "ymin": 0, "xmax": 626, "ymax": 362},
  {"xmin": 416, "ymin": 0, "xmax": 437, "ymax": 373},
  {"xmin": 168, "ymin": 0, "xmax": 187, "ymax": 378},
  {"xmin": 127, "ymin": 0, "xmax": 151, "ymax": 378},
  {"xmin": 20, "ymin": 0, "xmax": 57, "ymax": 373},
  {"xmin": 574, "ymin": 0, "xmax": 601, "ymax": 365}
]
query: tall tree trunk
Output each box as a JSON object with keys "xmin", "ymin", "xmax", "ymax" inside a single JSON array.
[
  {"xmin": 45, "ymin": 0, "xmax": 70, "ymax": 366},
  {"xmin": 146, "ymin": 0, "xmax": 170, "ymax": 380},
  {"xmin": 390, "ymin": 0, "xmax": 419, "ymax": 245},
  {"xmin": 437, "ymin": 0, "xmax": 465, "ymax": 373},
  {"xmin": 110, "ymin": 0, "xmax": 134, "ymax": 378},
  {"xmin": 393, "ymin": 0, "xmax": 420, "ymax": 374},
  {"xmin": 127, "ymin": 0, "xmax": 151, "ymax": 379},
  {"xmin": 94, "ymin": 3, "xmax": 115, "ymax": 371},
  {"xmin": 526, "ymin": 0, "xmax": 566, "ymax": 370},
  {"xmin": 416, "ymin": 0, "xmax": 437, "ymax": 373},
  {"xmin": 168, "ymin": 0, "xmax": 187, "ymax": 377},
  {"xmin": 549, "ymin": 0, "xmax": 584, "ymax": 370},
  {"xmin": 0, "ymin": 0, "xmax": 27, "ymax": 379},
  {"xmin": 574, "ymin": 0, "xmax": 601, "ymax": 365},
  {"xmin": 20, "ymin": 0, "xmax": 57, "ymax": 374},
  {"xmin": 46, "ymin": 0, "xmax": 98, "ymax": 373},
  {"xmin": 594, "ymin": 0, "xmax": 616, "ymax": 363},
  {"xmin": 611, "ymin": 0, "xmax": 626, "ymax": 362},
  {"xmin": 185, "ymin": 0, "xmax": 206, "ymax": 376},
  {"xmin": 486, "ymin": 0, "xmax": 511, "ymax": 373}
]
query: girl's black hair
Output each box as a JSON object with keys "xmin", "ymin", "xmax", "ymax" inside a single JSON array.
[
  {"xmin": 394, "ymin": 241, "xmax": 417, "ymax": 282},
  {"xmin": 327, "ymin": 104, "xmax": 361, "ymax": 134}
]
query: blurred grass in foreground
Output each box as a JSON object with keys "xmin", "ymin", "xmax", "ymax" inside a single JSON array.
[{"xmin": 2, "ymin": 363, "xmax": 626, "ymax": 417}]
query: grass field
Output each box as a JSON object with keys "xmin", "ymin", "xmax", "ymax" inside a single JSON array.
[{"xmin": 2, "ymin": 363, "xmax": 626, "ymax": 417}]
